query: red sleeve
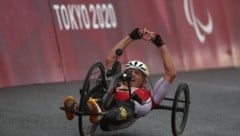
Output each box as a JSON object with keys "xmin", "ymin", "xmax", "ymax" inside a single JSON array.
[
  {"xmin": 133, "ymin": 88, "xmax": 151, "ymax": 102},
  {"xmin": 114, "ymin": 90, "xmax": 130, "ymax": 102}
]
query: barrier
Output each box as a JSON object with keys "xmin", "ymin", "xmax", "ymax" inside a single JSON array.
[{"xmin": 0, "ymin": 0, "xmax": 239, "ymax": 87}]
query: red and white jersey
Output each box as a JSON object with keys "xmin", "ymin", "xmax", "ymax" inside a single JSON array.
[
  {"xmin": 114, "ymin": 87, "xmax": 151, "ymax": 103},
  {"xmin": 114, "ymin": 77, "xmax": 170, "ymax": 117}
]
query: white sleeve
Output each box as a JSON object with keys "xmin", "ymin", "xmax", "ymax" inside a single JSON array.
[
  {"xmin": 151, "ymin": 77, "xmax": 170, "ymax": 104},
  {"xmin": 134, "ymin": 98, "xmax": 152, "ymax": 117}
]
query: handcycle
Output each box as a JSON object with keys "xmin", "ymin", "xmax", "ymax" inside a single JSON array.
[{"xmin": 60, "ymin": 49, "xmax": 190, "ymax": 136}]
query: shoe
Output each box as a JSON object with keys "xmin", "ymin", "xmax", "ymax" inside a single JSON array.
[
  {"xmin": 87, "ymin": 97, "xmax": 102, "ymax": 124},
  {"xmin": 64, "ymin": 96, "xmax": 76, "ymax": 120}
]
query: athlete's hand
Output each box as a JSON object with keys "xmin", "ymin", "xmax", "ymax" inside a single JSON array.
[
  {"xmin": 129, "ymin": 28, "xmax": 143, "ymax": 40},
  {"xmin": 142, "ymin": 29, "xmax": 165, "ymax": 47},
  {"xmin": 142, "ymin": 30, "xmax": 157, "ymax": 41},
  {"xmin": 151, "ymin": 34, "xmax": 164, "ymax": 47}
]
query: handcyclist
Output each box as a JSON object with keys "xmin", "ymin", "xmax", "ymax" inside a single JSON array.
[{"xmin": 63, "ymin": 27, "xmax": 176, "ymax": 124}]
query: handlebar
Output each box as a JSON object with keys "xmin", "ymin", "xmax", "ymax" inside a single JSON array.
[
  {"xmin": 106, "ymin": 48, "xmax": 123, "ymax": 77},
  {"xmin": 115, "ymin": 48, "xmax": 123, "ymax": 56},
  {"xmin": 106, "ymin": 48, "xmax": 133, "ymax": 100}
]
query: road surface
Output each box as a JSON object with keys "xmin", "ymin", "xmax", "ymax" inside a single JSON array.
[{"xmin": 0, "ymin": 68, "xmax": 239, "ymax": 136}]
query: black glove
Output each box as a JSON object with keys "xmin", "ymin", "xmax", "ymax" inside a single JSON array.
[
  {"xmin": 129, "ymin": 28, "xmax": 142, "ymax": 40},
  {"xmin": 132, "ymin": 92, "xmax": 143, "ymax": 104},
  {"xmin": 151, "ymin": 34, "xmax": 164, "ymax": 47}
]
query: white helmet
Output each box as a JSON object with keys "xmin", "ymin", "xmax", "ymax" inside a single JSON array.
[{"xmin": 125, "ymin": 60, "xmax": 149, "ymax": 76}]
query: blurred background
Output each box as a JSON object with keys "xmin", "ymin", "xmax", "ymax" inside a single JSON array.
[{"xmin": 0, "ymin": 0, "xmax": 239, "ymax": 88}]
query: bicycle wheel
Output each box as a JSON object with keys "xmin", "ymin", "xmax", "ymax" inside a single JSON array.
[
  {"xmin": 78, "ymin": 62, "xmax": 106, "ymax": 136},
  {"xmin": 171, "ymin": 83, "xmax": 190, "ymax": 136}
]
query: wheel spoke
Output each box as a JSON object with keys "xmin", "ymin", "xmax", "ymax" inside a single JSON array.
[{"xmin": 79, "ymin": 62, "xmax": 106, "ymax": 136}]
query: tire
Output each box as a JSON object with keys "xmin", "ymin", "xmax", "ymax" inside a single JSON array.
[
  {"xmin": 171, "ymin": 83, "xmax": 190, "ymax": 136},
  {"xmin": 78, "ymin": 62, "xmax": 106, "ymax": 136}
]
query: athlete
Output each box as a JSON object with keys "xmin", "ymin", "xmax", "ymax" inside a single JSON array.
[{"xmin": 63, "ymin": 27, "xmax": 176, "ymax": 124}]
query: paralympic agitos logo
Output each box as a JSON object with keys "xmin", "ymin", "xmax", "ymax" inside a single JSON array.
[
  {"xmin": 52, "ymin": 3, "xmax": 117, "ymax": 30},
  {"xmin": 184, "ymin": 0, "xmax": 214, "ymax": 43}
]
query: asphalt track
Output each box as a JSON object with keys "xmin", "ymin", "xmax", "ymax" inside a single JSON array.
[{"xmin": 0, "ymin": 68, "xmax": 239, "ymax": 136}]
